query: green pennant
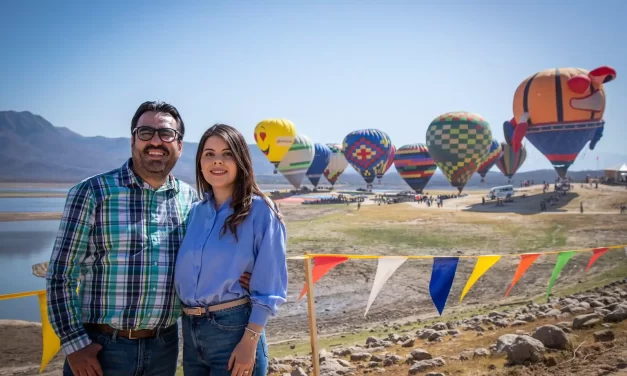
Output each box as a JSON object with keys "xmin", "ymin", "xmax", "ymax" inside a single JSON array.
[{"xmin": 546, "ymin": 251, "xmax": 576, "ymax": 300}]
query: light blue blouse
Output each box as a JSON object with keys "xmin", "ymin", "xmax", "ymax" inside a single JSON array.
[{"xmin": 174, "ymin": 193, "xmax": 288, "ymax": 327}]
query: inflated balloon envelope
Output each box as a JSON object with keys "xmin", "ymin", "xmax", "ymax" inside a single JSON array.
[
  {"xmin": 506, "ymin": 66, "xmax": 617, "ymax": 178},
  {"xmin": 426, "ymin": 111, "xmax": 493, "ymax": 193}
]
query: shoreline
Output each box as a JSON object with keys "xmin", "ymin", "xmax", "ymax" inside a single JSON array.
[{"xmin": 0, "ymin": 212, "xmax": 62, "ymax": 221}]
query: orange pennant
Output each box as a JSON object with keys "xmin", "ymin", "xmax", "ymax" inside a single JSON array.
[
  {"xmin": 503, "ymin": 253, "xmax": 541, "ymax": 297},
  {"xmin": 585, "ymin": 247, "xmax": 609, "ymax": 272},
  {"xmin": 299, "ymin": 256, "xmax": 349, "ymax": 300}
]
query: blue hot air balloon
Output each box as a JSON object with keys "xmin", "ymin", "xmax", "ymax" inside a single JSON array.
[
  {"xmin": 342, "ymin": 129, "xmax": 392, "ymax": 187},
  {"xmin": 306, "ymin": 143, "xmax": 332, "ymax": 188}
]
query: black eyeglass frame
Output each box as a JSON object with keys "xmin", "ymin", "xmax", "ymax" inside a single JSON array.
[{"xmin": 132, "ymin": 126, "xmax": 183, "ymax": 142}]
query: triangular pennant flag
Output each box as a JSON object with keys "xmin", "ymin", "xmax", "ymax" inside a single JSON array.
[
  {"xmin": 585, "ymin": 247, "xmax": 609, "ymax": 272},
  {"xmin": 546, "ymin": 251, "xmax": 576, "ymax": 300},
  {"xmin": 299, "ymin": 256, "xmax": 349, "ymax": 300},
  {"xmin": 460, "ymin": 255, "xmax": 501, "ymax": 302},
  {"xmin": 364, "ymin": 257, "xmax": 407, "ymax": 317},
  {"xmin": 429, "ymin": 257, "xmax": 459, "ymax": 316},
  {"xmin": 503, "ymin": 253, "xmax": 541, "ymax": 297},
  {"xmin": 38, "ymin": 291, "xmax": 61, "ymax": 372}
]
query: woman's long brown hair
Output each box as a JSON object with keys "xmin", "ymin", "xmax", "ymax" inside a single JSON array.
[{"xmin": 195, "ymin": 124, "xmax": 283, "ymax": 241}]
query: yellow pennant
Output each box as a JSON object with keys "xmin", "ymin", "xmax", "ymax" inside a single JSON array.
[
  {"xmin": 460, "ymin": 255, "xmax": 501, "ymax": 302},
  {"xmin": 38, "ymin": 291, "xmax": 61, "ymax": 372}
]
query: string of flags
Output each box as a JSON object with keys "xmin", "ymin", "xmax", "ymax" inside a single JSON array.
[
  {"xmin": 295, "ymin": 245, "xmax": 627, "ymax": 317},
  {"xmin": 0, "ymin": 244, "xmax": 625, "ymax": 373}
]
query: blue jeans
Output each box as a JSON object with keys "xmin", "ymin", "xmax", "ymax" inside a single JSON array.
[
  {"xmin": 182, "ymin": 304, "xmax": 269, "ymax": 376},
  {"xmin": 63, "ymin": 323, "xmax": 179, "ymax": 376}
]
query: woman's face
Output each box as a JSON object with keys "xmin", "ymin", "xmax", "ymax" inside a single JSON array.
[{"xmin": 200, "ymin": 135, "xmax": 238, "ymax": 192}]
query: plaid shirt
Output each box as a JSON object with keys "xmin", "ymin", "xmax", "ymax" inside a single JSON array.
[{"xmin": 46, "ymin": 159, "xmax": 198, "ymax": 355}]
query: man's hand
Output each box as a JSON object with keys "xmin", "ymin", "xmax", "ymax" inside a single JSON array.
[
  {"xmin": 239, "ymin": 272, "xmax": 251, "ymax": 292},
  {"xmin": 67, "ymin": 342, "xmax": 103, "ymax": 376}
]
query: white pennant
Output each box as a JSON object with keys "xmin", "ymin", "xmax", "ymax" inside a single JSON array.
[{"xmin": 364, "ymin": 257, "xmax": 408, "ymax": 317}]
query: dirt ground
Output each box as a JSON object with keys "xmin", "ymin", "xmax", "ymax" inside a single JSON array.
[{"xmin": 0, "ymin": 184, "xmax": 625, "ymax": 375}]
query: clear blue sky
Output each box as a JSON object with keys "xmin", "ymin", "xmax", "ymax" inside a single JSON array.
[{"xmin": 2, "ymin": 0, "xmax": 626, "ymax": 172}]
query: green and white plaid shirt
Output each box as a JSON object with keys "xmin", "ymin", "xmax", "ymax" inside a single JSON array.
[{"xmin": 46, "ymin": 159, "xmax": 198, "ymax": 355}]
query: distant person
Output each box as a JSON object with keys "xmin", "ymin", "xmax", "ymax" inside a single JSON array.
[
  {"xmin": 357, "ymin": 202, "xmax": 361, "ymax": 210},
  {"xmin": 580, "ymin": 201, "xmax": 584, "ymax": 214},
  {"xmin": 175, "ymin": 124, "xmax": 287, "ymax": 376},
  {"xmin": 46, "ymin": 102, "xmax": 252, "ymax": 376}
]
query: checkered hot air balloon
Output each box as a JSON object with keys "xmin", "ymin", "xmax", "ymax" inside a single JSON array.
[
  {"xmin": 476, "ymin": 139, "xmax": 503, "ymax": 183},
  {"xmin": 426, "ymin": 112, "xmax": 493, "ymax": 193},
  {"xmin": 342, "ymin": 129, "xmax": 392, "ymax": 188}
]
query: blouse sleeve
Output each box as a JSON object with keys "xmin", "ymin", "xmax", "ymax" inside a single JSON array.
[{"xmin": 248, "ymin": 202, "xmax": 288, "ymax": 327}]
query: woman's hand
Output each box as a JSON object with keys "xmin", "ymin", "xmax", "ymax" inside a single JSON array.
[{"xmin": 228, "ymin": 336, "xmax": 257, "ymax": 376}]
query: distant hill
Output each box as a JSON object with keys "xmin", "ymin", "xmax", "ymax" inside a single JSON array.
[{"xmin": 0, "ymin": 110, "xmax": 612, "ymax": 189}]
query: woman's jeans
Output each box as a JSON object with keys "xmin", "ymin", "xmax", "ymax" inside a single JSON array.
[{"xmin": 182, "ymin": 303, "xmax": 269, "ymax": 376}]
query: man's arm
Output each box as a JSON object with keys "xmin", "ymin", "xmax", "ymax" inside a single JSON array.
[{"xmin": 46, "ymin": 181, "xmax": 96, "ymax": 355}]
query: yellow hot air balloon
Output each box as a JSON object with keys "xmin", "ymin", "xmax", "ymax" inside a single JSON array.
[{"xmin": 254, "ymin": 119, "xmax": 297, "ymax": 172}]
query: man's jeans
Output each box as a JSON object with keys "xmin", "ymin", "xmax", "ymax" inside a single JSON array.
[
  {"xmin": 182, "ymin": 304, "xmax": 269, "ymax": 376},
  {"xmin": 63, "ymin": 323, "xmax": 179, "ymax": 376}
]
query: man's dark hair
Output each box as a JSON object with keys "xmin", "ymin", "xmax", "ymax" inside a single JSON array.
[{"xmin": 131, "ymin": 101, "xmax": 185, "ymax": 139}]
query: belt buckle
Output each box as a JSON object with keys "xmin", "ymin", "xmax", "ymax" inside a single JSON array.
[{"xmin": 185, "ymin": 307, "xmax": 202, "ymax": 316}]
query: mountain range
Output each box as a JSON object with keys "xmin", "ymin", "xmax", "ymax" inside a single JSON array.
[{"xmin": 0, "ymin": 110, "xmax": 620, "ymax": 189}]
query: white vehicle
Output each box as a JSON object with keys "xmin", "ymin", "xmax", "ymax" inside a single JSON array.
[{"xmin": 487, "ymin": 185, "xmax": 515, "ymax": 200}]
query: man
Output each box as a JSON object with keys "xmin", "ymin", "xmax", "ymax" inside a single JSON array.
[{"xmin": 46, "ymin": 101, "xmax": 251, "ymax": 376}]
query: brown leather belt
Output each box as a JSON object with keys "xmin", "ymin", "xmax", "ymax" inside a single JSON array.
[
  {"xmin": 84, "ymin": 323, "xmax": 160, "ymax": 339},
  {"xmin": 182, "ymin": 297, "xmax": 250, "ymax": 316}
]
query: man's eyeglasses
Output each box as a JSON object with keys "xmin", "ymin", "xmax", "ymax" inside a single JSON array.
[{"xmin": 133, "ymin": 126, "xmax": 181, "ymax": 143}]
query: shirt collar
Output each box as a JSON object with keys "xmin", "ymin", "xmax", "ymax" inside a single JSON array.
[
  {"xmin": 120, "ymin": 158, "xmax": 179, "ymax": 193},
  {"xmin": 203, "ymin": 190, "xmax": 232, "ymax": 209}
]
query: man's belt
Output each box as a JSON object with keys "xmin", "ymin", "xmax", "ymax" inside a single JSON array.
[{"xmin": 84, "ymin": 323, "xmax": 163, "ymax": 339}]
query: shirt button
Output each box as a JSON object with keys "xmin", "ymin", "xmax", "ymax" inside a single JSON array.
[
  {"xmin": 153, "ymin": 262, "xmax": 158, "ymax": 266},
  {"xmin": 153, "ymin": 287, "xmax": 156, "ymax": 291}
]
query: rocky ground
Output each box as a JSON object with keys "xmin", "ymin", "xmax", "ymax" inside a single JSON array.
[{"xmin": 266, "ymin": 279, "xmax": 627, "ymax": 376}]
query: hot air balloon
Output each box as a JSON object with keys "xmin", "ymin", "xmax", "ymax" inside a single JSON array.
[
  {"xmin": 306, "ymin": 143, "xmax": 332, "ymax": 188},
  {"xmin": 323, "ymin": 143, "xmax": 349, "ymax": 187},
  {"xmin": 477, "ymin": 139, "xmax": 503, "ymax": 183},
  {"xmin": 496, "ymin": 142, "xmax": 526, "ymax": 183},
  {"xmin": 393, "ymin": 144, "xmax": 437, "ymax": 193},
  {"xmin": 506, "ymin": 66, "xmax": 616, "ymax": 177},
  {"xmin": 342, "ymin": 129, "xmax": 392, "ymax": 189},
  {"xmin": 277, "ymin": 134, "xmax": 315, "ymax": 189},
  {"xmin": 426, "ymin": 111, "xmax": 493, "ymax": 193},
  {"xmin": 376, "ymin": 144, "xmax": 396, "ymax": 183},
  {"xmin": 254, "ymin": 118, "xmax": 297, "ymax": 173}
]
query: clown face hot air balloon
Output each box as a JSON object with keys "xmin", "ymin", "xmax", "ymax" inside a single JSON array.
[
  {"xmin": 306, "ymin": 143, "xmax": 332, "ymax": 188},
  {"xmin": 324, "ymin": 143, "xmax": 348, "ymax": 186},
  {"xmin": 426, "ymin": 112, "xmax": 493, "ymax": 193},
  {"xmin": 393, "ymin": 144, "xmax": 437, "ymax": 193},
  {"xmin": 342, "ymin": 129, "xmax": 392, "ymax": 187},
  {"xmin": 376, "ymin": 144, "xmax": 396, "ymax": 183},
  {"xmin": 506, "ymin": 66, "xmax": 616, "ymax": 177},
  {"xmin": 477, "ymin": 139, "xmax": 503, "ymax": 183},
  {"xmin": 496, "ymin": 141, "xmax": 526, "ymax": 183},
  {"xmin": 277, "ymin": 134, "xmax": 315, "ymax": 189},
  {"xmin": 254, "ymin": 119, "xmax": 296, "ymax": 173}
]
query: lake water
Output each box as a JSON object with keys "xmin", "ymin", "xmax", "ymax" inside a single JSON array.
[{"xmin": 0, "ymin": 220, "xmax": 59, "ymax": 322}]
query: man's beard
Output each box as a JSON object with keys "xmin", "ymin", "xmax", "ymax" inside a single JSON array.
[{"xmin": 133, "ymin": 145, "xmax": 177, "ymax": 178}]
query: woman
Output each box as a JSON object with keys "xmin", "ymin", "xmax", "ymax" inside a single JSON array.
[{"xmin": 174, "ymin": 124, "xmax": 288, "ymax": 376}]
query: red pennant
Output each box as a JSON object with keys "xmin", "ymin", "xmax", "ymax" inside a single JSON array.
[
  {"xmin": 299, "ymin": 256, "xmax": 349, "ymax": 300},
  {"xmin": 503, "ymin": 253, "xmax": 541, "ymax": 297},
  {"xmin": 585, "ymin": 247, "xmax": 609, "ymax": 272}
]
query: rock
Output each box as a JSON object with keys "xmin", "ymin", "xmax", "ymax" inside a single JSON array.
[
  {"xmin": 505, "ymin": 336, "xmax": 545, "ymax": 365},
  {"xmin": 410, "ymin": 349, "xmax": 432, "ymax": 361},
  {"xmin": 604, "ymin": 305, "xmax": 627, "ymax": 323},
  {"xmin": 320, "ymin": 358, "xmax": 355, "ymax": 376},
  {"xmin": 424, "ymin": 373, "xmax": 445, "ymax": 376},
  {"xmin": 401, "ymin": 338, "xmax": 415, "ymax": 347},
  {"xmin": 573, "ymin": 313, "xmax": 600, "ymax": 329},
  {"xmin": 417, "ymin": 329, "xmax": 435, "ymax": 339},
  {"xmin": 493, "ymin": 319, "xmax": 509, "ymax": 328},
  {"xmin": 332, "ymin": 348, "xmax": 352, "ymax": 357},
  {"xmin": 511, "ymin": 320, "xmax": 527, "ymax": 327},
  {"xmin": 350, "ymin": 353, "xmax": 371, "ymax": 362},
  {"xmin": 546, "ymin": 309, "xmax": 562, "ymax": 316},
  {"xmin": 428, "ymin": 331, "xmax": 446, "ymax": 342},
  {"xmin": 319, "ymin": 349, "xmax": 332, "ymax": 362},
  {"xmin": 447, "ymin": 329, "xmax": 461, "ymax": 336},
  {"xmin": 531, "ymin": 325, "xmax": 569, "ymax": 350},
  {"xmin": 431, "ymin": 322, "xmax": 447, "ymax": 331},
  {"xmin": 337, "ymin": 359, "xmax": 351, "ymax": 367},
  {"xmin": 370, "ymin": 354, "xmax": 385, "ymax": 362},
  {"xmin": 366, "ymin": 336, "xmax": 379, "ymax": 345},
  {"xmin": 517, "ymin": 314, "xmax": 536, "ymax": 322},
  {"xmin": 368, "ymin": 361, "xmax": 380, "ymax": 368},
  {"xmin": 291, "ymin": 367, "xmax": 308, "ymax": 376},
  {"xmin": 495, "ymin": 334, "xmax": 519, "ymax": 354},
  {"xmin": 459, "ymin": 350, "xmax": 473, "ymax": 361},
  {"xmin": 474, "ymin": 348, "xmax": 490, "ymax": 358},
  {"xmin": 383, "ymin": 355, "xmax": 403, "ymax": 367},
  {"xmin": 593, "ymin": 329, "xmax": 615, "ymax": 342},
  {"xmin": 408, "ymin": 358, "xmax": 446, "ymax": 374},
  {"xmin": 269, "ymin": 364, "xmax": 293, "ymax": 373}
]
